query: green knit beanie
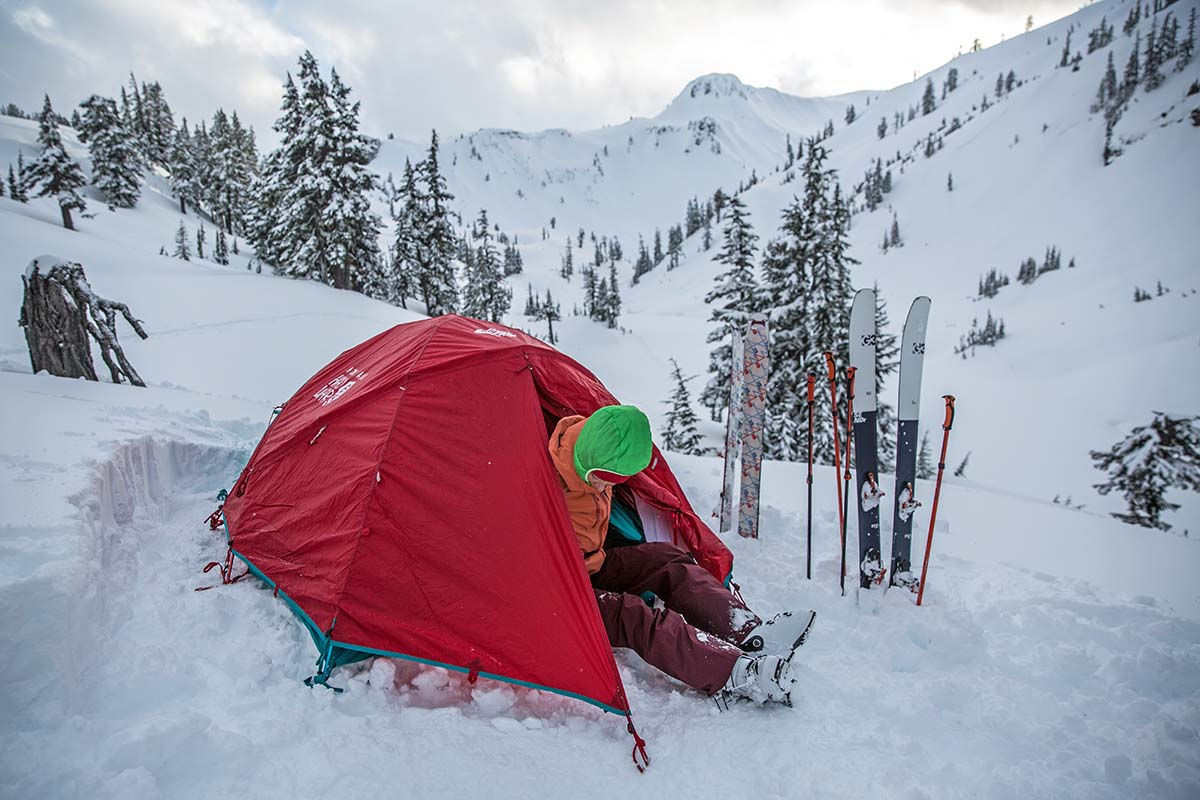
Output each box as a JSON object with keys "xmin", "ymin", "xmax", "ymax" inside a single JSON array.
[{"xmin": 573, "ymin": 405, "xmax": 653, "ymax": 483}]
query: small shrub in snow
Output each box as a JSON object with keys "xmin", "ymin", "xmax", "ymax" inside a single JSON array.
[{"xmin": 1091, "ymin": 412, "xmax": 1200, "ymax": 531}]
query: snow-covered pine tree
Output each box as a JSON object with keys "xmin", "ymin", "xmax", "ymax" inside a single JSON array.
[
  {"xmin": 7, "ymin": 160, "xmax": 24, "ymax": 201},
  {"xmin": 759, "ymin": 139, "xmax": 853, "ymax": 461},
  {"xmin": 916, "ymin": 431, "xmax": 934, "ymax": 479},
  {"xmin": 168, "ymin": 119, "xmax": 201, "ymax": 215},
  {"xmin": 561, "ymin": 236, "xmax": 574, "ymax": 279},
  {"xmin": 700, "ymin": 194, "xmax": 760, "ymax": 422},
  {"xmin": 461, "ymin": 209, "xmax": 512, "ymax": 323},
  {"xmin": 533, "ymin": 289, "xmax": 562, "ymax": 344},
  {"xmin": 845, "ymin": 103, "xmax": 857, "ymax": 125},
  {"xmin": 1125, "ymin": 31, "xmax": 1143, "ymax": 97},
  {"xmin": 662, "ymin": 359, "xmax": 704, "ymax": 455},
  {"xmin": 953, "ymin": 451, "xmax": 971, "ymax": 477},
  {"xmin": 139, "ymin": 81, "xmax": 175, "ymax": 167},
  {"xmin": 1178, "ymin": 7, "xmax": 1195, "ymax": 70},
  {"xmin": 173, "ymin": 220, "xmax": 191, "ymax": 260},
  {"xmin": 320, "ymin": 67, "xmax": 383, "ymax": 293},
  {"xmin": 878, "ymin": 116, "xmax": 887, "ymax": 139},
  {"xmin": 653, "ymin": 228, "xmax": 664, "ymax": 266},
  {"xmin": 922, "ymin": 78, "xmax": 936, "ymax": 114},
  {"xmin": 890, "ymin": 215, "xmax": 903, "ymax": 247},
  {"xmin": 416, "ymin": 128, "xmax": 459, "ymax": 314},
  {"xmin": 196, "ymin": 222, "xmax": 206, "ymax": 260},
  {"xmin": 77, "ymin": 95, "xmax": 140, "ymax": 209},
  {"xmin": 606, "ymin": 260, "xmax": 621, "ymax": 329},
  {"xmin": 874, "ymin": 284, "xmax": 900, "ymax": 472},
  {"xmin": 1091, "ymin": 413, "xmax": 1200, "ymax": 530},
  {"xmin": 25, "ymin": 96, "xmax": 87, "ymax": 230},
  {"xmin": 214, "ymin": 227, "xmax": 229, "ymax": 265},
  {"xmin": 248, "ymin": 74, "xmax": 302, "ymax": 269},
  {"xmin": 1145, "ymin": 22, "xmax": 1165, "ymax": 90},
  {"xmin": 632, "ymin": 235, "xmax": 652, "ymax": 284},
  {"xmin": 667, "ymin": 224, "xmax": 683, "ymax": 270}
]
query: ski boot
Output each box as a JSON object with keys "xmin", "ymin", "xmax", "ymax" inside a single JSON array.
[
  {"xmin": 739, "ymin": 610, "xmax": 817, "ymax": 655},
  {"xmin": 717, "ymin": 653, "xmax": 798, "ymax": 708}
]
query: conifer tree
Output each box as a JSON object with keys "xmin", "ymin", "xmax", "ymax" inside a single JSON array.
[
  {"xmin": 1178, "ymin": 7, "xmax": 1195, "ymax": 70},
  {"xmin": 77, "ymin": 95, "xmax": 141, "ymax": 209},
  {"xmin": 953, "ymin": 451, "xmax": 971, "ymax": 477},
  {"xmin": 1091, "ymin": 413, "xmax": 1200, "ymax": 530},
  {"xmin": 1125, "ymin": 31, "xmax": 1142, "ymax": 95},
  {"xmin": 922, "ymin": 78, "xmax": 936, "ymax": 115},
  {"xmin": 632, "ymin": 235, "xmax": 653, "ymax": 284},
  {"xmin": 416, "ymin": 128, "xmax": 458, "ymax": 314},
  {"xmin": 25, "ymin": 95, "xmax": 87, "ymax": 230},
  {"xmin": 606, "ymin": 260, "xmax": 622, "ymax": 329},
  {"xmin": 663, "ymin": 359, "xmax": 704, "ymax": 455},
  {"xmin": 214, "ymin": 227, "xmax": 229, "ymax": 265},
  {"xmin": 1145, "ymin": 20, "xmax": 1165, "ymax": 90},
  {"xmin": 10, "ymin": 154, "xmax": 30, "ymax": 201},
  {"xmin": 769, "ymin": 141, "xmax": 856, "ymax": 461},
  {"xmin": 916, "ymin": 431, "xmax": 934, "ymax": 479},
  {"xmin": 462, "ymin": 209, "xmax": 511, "ymax": 323},
  {"xmin": 173, "ymin": 220, "xmax": 191, "ymax": 260},
  {"xmin": 701, "ymin": 195, "xmax": 760, "ymax": 421},
  {"xmin": 667, "ymin": 224, "xmax": 683, "ymax": 270},
  {"xmin": 196, "ymin": 222, "xmax": 206, "ymax": 260},
  {"xmin": 169, "ymin": 119, "xmax": 200, "ymax": 215},
  {"xmin": 249, "ymin": 74, "xmax": 302, "ymax": 269},
  {"xmin": 653, "ymin": 228, "xmax": 664, "ymax": 266},
  {"xmin": 561, "ymin": 236, "xmax": 574, "ymax": 279},
  {"xmin": 877, "ymin": 116, "xmax": 887, "ymax": 139},
  {"xmin": 533, "ymin": 289, "xmax": 561, "ymax": 344},
  {"xmin": 845, "ymin": 103, "xmax": 857, "ymax": 125}
]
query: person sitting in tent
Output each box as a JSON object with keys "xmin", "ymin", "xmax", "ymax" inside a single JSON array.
[{"xmin": 548, "ymin": 404, "xmax": 815, "ymax": 706}]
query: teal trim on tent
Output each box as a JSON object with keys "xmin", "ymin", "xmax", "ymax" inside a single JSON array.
[{"xmin": 224, "ymin": 533, "xmax": 627, "ymax": 717}]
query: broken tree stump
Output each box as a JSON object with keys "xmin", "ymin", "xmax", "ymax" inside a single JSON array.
[{"xmin": 18, "ymin": 256, "xmax": 149, "ymax": 387}]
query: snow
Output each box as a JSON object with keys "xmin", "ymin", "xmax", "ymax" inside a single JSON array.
[{"xmin": 3, "ymin": 0, "xmax": 1200, "ymax": 796}]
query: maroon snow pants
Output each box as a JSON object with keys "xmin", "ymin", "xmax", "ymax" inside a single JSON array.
[{"xmin": 590, "ymin": 541, "xmax": 760, "ymax": 695}]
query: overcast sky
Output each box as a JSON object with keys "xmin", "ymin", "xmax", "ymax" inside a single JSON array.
[{"xmin": 1, "ymin": 0, "xmax": 1080, "ymax": 145}]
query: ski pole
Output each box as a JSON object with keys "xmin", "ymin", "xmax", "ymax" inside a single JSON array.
[
  {"xmin": 916, "ymin": 395, "xmax": 956, "ymax": 607},
  {"xmin": 823, "ymin": 353, "xmax": 844, "ymax": 587},
  {"xmin": 806, "ymin": 372, "xmax": 816, "ymax": 581},
  {"xmin": 842, "ymin": 366, "xmax": 856, "ymax": 596}
]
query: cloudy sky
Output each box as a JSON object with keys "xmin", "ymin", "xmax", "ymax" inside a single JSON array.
[{"xmin": 1, "ymin": 0, "xmax": 1080, "ymax": 145}]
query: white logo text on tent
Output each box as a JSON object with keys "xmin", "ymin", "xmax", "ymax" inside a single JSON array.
[
  {"xmin": 474, "ymin": 328, "xmax": 517, "ymax": 339},
  {"xmin": 314, "ymin": 366, "xmax": 368, "ymax": 406}
]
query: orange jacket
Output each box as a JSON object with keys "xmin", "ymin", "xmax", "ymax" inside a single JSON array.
[{"xmin": 548, "ymin": 415, "xmax": 611, "ymax": 574}]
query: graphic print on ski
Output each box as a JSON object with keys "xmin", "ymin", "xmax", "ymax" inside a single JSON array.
[
  {"xmin": 849, "ymin": 288, "xmax": 885, "ymax": 589},
  {"xmin": 890, "ymin": 297, "xmax": 931, "ymax": 588},
  {"xmin": 737, "ymin": 318, "xmax": 769, "ymax": 540}
]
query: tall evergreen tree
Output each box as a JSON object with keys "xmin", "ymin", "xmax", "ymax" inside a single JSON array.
[
  {"xmin": 169, "ymin": 119, "xmax": 199, "ymax": 215},
  {"xmin": 462, "ymin": 209, "xmax": 512, "ymax": 323},
  {"xmin": 701, "ymin": 195, "xmax": 760, "ymax": 421},
  {"xmin": 760, "ymin": 140, "xmax": 855, "ymax": 462},
  {"xmin": 78, "ymin": 95, "xmax": 141, "ymax": 209},
  {"xmin": 663, "ymin": 359, "xmax": 704, "ymax": 455},
  {"xmin": 7, "ymin": 156, "xmax": 28, "ymax": 202},
  {"xmin": 247, "ymin": 73, "xmax": 301, "ymax": 269},
  {"xmin": 916, "ymin": 431, "xmax": 934, "ymax": 479},
  {"xmin": 606, "ymin": 260, "xmax": 622, "ymax": 329},
  {"xmin": 173, "ymin": 220, "xmax": 191, "ymax": 260},
  {"xmin": 921, "ymin": 78, "xmax": 936, "ymax": 114},
  {"xmin": 1145, "ymin": 21, "xmax": 1164, "ymax": 90},
  {"xmin": 416, "ymin": 128, "xmax": 459, "ymax": 314},
  {"xmin": 632, "ymin": 235, "xmax": 653, "ymax": 284},
  {"xmin": 25, "ymin": 95, "xmax": 87, "ymax": 230},
  {"xmin": 1178, "ymin": 7, "xmax": 1195, "ymax": 70},
  {"xmin": 388, "ymin": 157, "xmax": 421, "ymax": 308}
]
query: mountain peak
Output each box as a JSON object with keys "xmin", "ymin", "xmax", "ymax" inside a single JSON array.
[{"xmin": 677, "ymin": 73, "xmax": 751, "ymax": 102}]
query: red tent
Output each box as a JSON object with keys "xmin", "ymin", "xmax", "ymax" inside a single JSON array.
[{"xmin": 219, "ymin": 315, "xmax": 733, "ymax": 761}]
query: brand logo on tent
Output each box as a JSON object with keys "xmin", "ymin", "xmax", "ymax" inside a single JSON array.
[
  {"xmin": 474, "ymin": 328, "xmax": 517, "ymax": 339},
  {"xmin": 314, "ymin": 366, "xmax": 368, "ymax": 407}
]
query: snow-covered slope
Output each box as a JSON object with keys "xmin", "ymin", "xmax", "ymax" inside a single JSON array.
[
  {"xmin": 373, "ymin": 73, "xmax": 868, "ymax": 244},
  {"xmin": 2, "ymin": 0, "xmax": 1200, "ymax": 796}
]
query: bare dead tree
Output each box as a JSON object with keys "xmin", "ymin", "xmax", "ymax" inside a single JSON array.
[{"xmin": 19, "ymin": 257, "xmax": 149, "ymax": 387}]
